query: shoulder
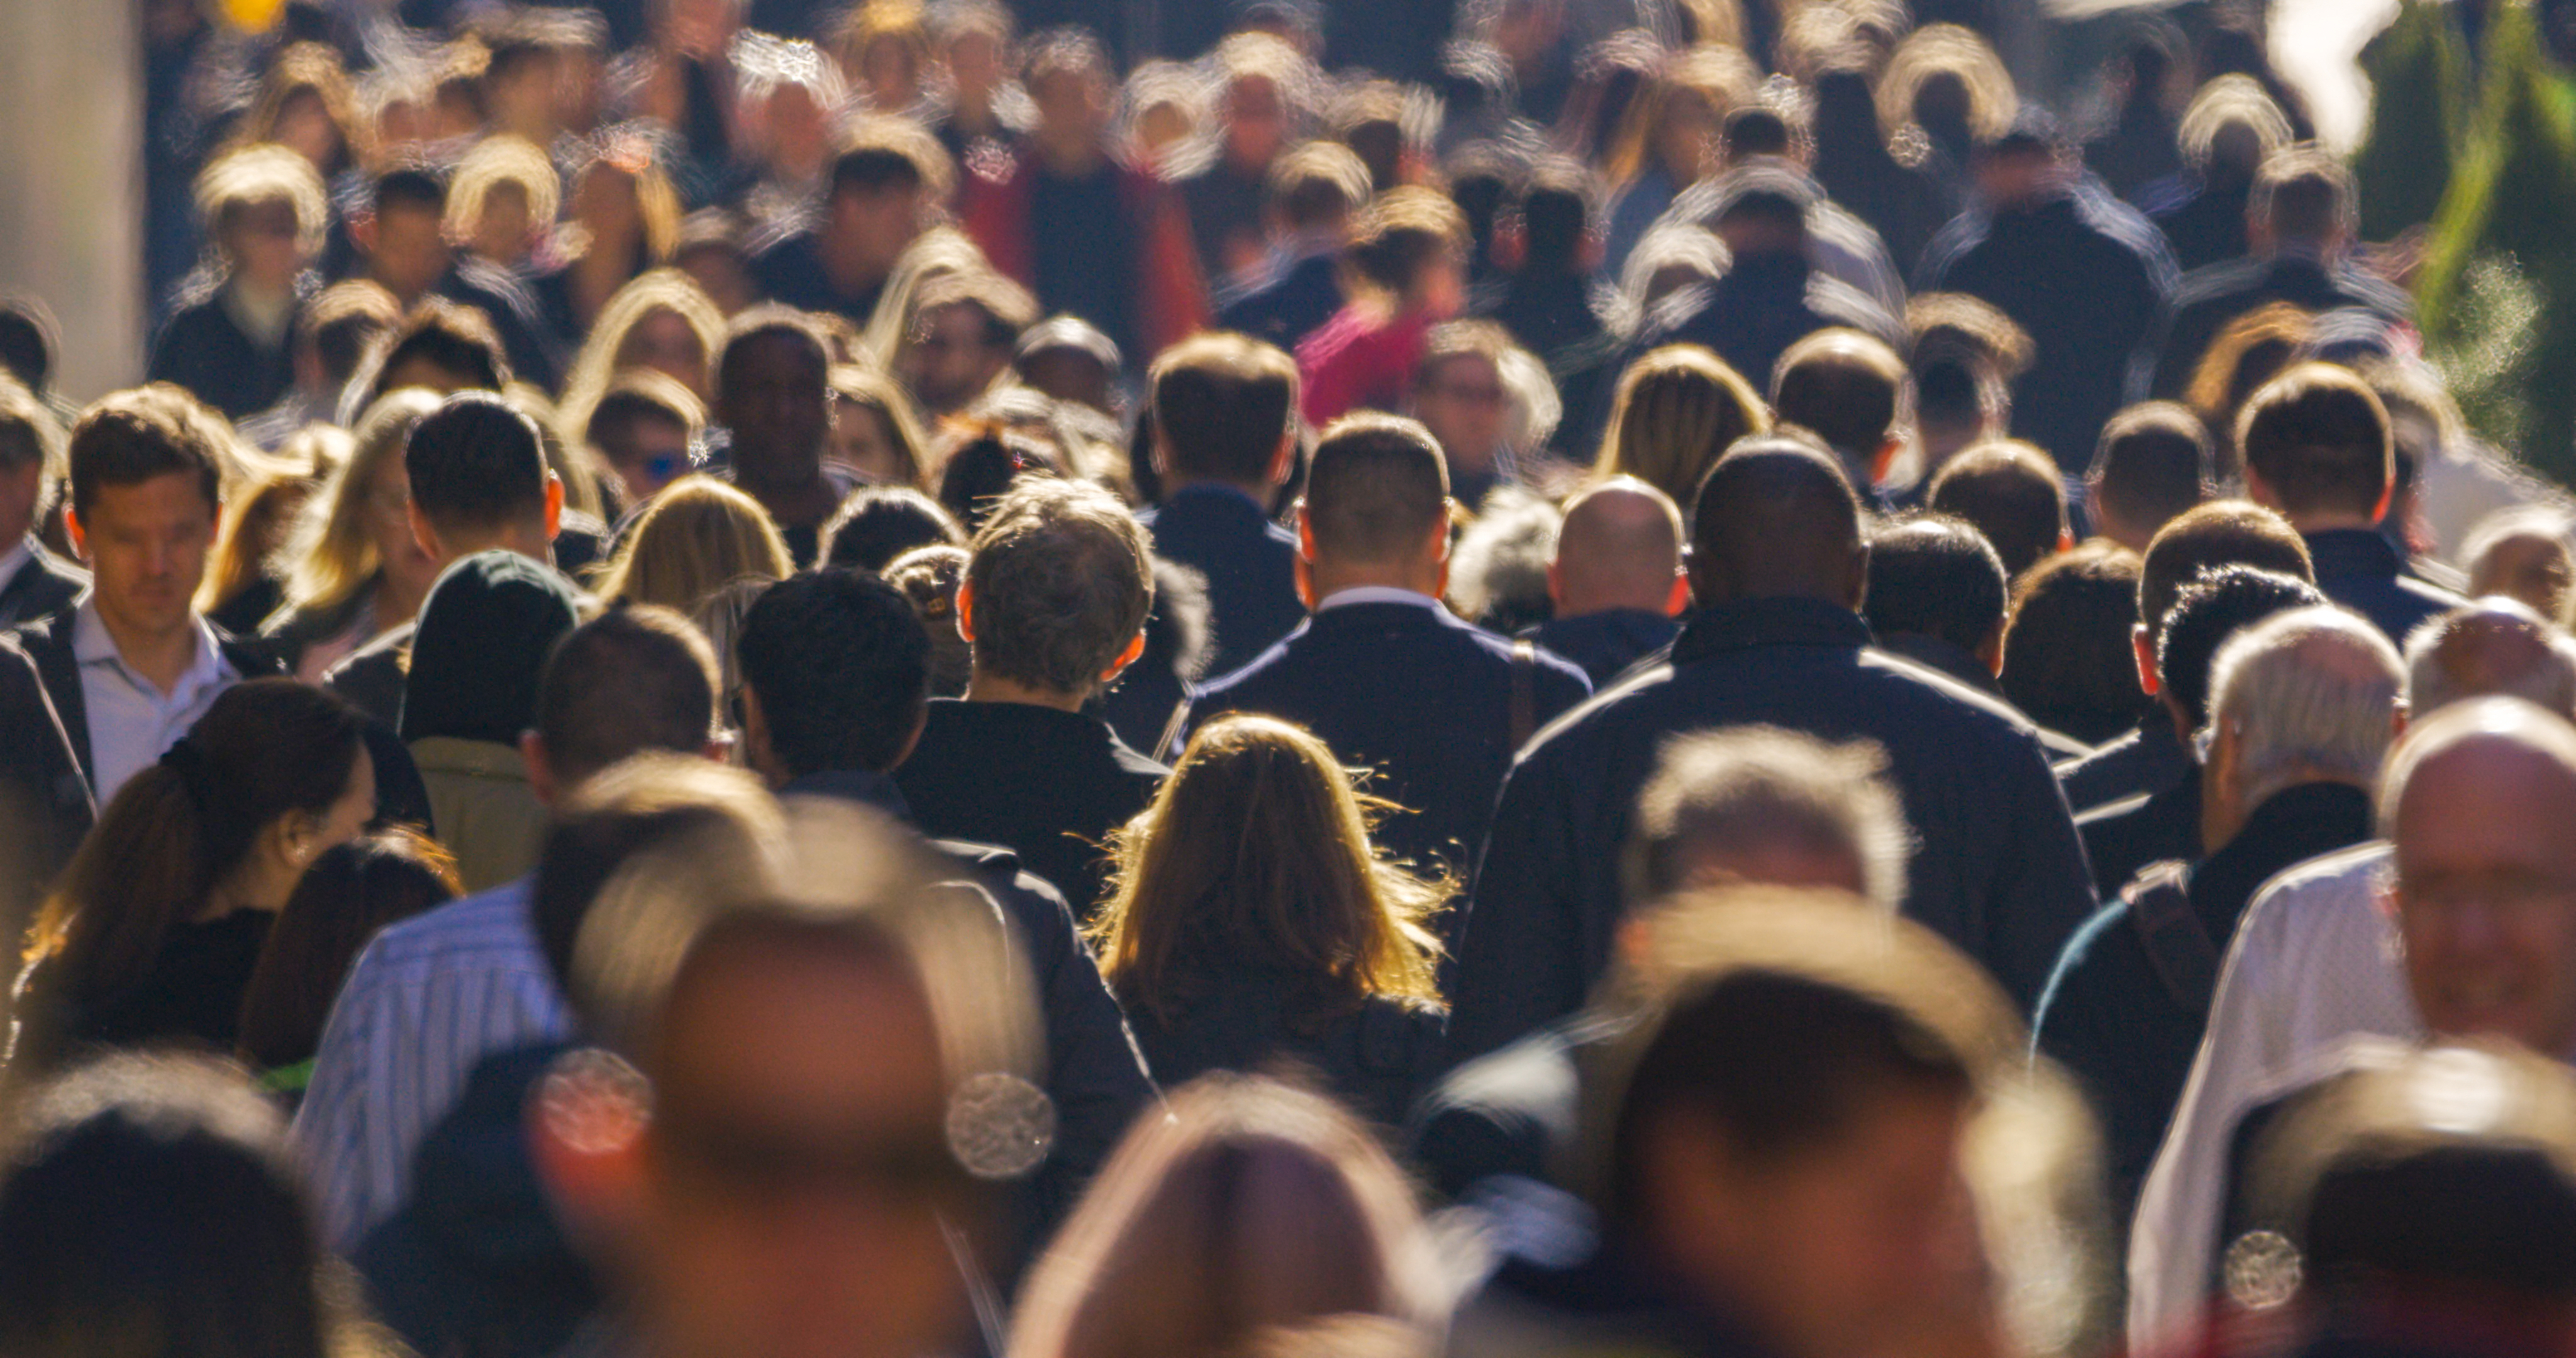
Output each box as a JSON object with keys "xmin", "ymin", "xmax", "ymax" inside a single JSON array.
[
  {"xmin": 2172, "ymin": 256, "xmax": 2270, "ymax": 309},
  {"xmin": 1860, "ymin": 646, "xmax": 2053, "ymax": 748},
  {"xmin": 357, "ymin": 880, "xmax": 543, "ymax": 978},
  {"xmin": 2036, "ymin": 898, "xmax": 2140, "ymax": 1029}
]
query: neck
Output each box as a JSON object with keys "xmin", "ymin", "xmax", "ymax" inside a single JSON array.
[
  {"xmin": 1164, "ymin": 474, "xmax": 1274, "ymax": 504},
  {"xmin": 1309, "ymin": 560, "xmax": 1441, "ymax": 604},
  {"xmin": 1040, "ymin": 140, "xmax": 1106, "ymax": 177},
  {"xmin": 438, "ymin": 522, "xmax": 552, "ymax": 569},
  {"xmin": 2293, "ymin": 511, "xmax": 2382, "ymax": 534},
  {"xmin": 100, "ymin": 607, "xmax": 202, "ymax": 693},
  {"xmin": 372, "ymin": 571, "xmax": 430, "ymax": 630},
  {"xmin": 1559, "ymin": 590, "xmax": 1668, "ymax": 619},
  {"xmin": 201, "ymin": 856, "xmax": 295, "ymax": 922},
  {"xmin": 735, "ymin": 458, "xmax": 834, "ymax": 526},
  {"xmin": 965, "ymin": 671, "xmax": 1089, "ymax": 713}
]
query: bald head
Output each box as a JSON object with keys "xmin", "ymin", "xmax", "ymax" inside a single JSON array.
[
  {"xmin": 1689, "ymin": 438, "xmax": 1867, "ymax": 609},
  {"xmin": 2406, "ymin": 600, "xmax": 2576, "ymax": 719},
  {"xmin": 2384, "ymin": 698, "xmax": 2576, "ymax": 1053},
  {"xmin": 1555, "ymin": 477, "xmax": 1687, "ymax": 618}
]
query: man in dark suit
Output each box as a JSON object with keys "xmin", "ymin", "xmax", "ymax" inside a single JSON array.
[
  {"xmin": 0, "ymin": 382, "xmax": 84, "ymax": 630},
  {"xmin": 2240, "ymin": 363, "xmax": 2465, "ymax": 646},
  {"xmin": 894, "ymin": 479, "xmax": 1169, "ymax": 917},
  {"xmin": 2146, "ymin": 149, "xmax": 2411, "ymax": 400},
  {"xmin": 1187, "ymin": 414, "xmax": 1591, "ymax": 883},
  {"xmin": 1135, "ymin": 333, "xmax": 1306, "ymax": 681},
  {"xmin": 1448, "ymin": 438, "xmax": 2098, "ymax": 1063},
  {"xmin": 1525, "ymin": 477, "xmax": 1687, "ymax": 687}
]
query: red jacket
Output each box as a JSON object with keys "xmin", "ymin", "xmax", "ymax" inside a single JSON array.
[{"xmin": 960, "ymin": 150, "xmax": 1209, "ymax": 362}]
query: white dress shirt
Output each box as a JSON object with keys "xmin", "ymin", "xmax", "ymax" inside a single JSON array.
[
  {"xmin": 1314, "ymin": 585, "xmax": 1444, "ymax": 613},
  {"xmin": 73, "ymin": 599, "xmax": 238, "ymax": 805},
  {"xmin": 2126, "ymin": 842, "xmax": 2423, "ymax": 1348}
]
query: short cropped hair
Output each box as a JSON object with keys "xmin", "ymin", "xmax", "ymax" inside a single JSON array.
[
  {"xmin": 2402, "ymin": 600, "xmax": 2576, "ymax": 717},
  {"xmin": 2207, "ymin": 605, "xmax": 2403, "ymax": 807},
  {"xmin": 1926, "ymin": 439, "xmax": 2066, "ymax": 580},
  {"xmin": 1863, "ymin": 514, "xmax": 2006, "ymax": 658},
  {"xmin": 2138, "ymin": 499, "xmax": 2314, "ymax": 632},
  {"xmin": 67, "ymin": 386, "xmax": 227, "ymax": 520},
  {"xmin": 1627, "ymin": 726, "xmax": 1911, "ymax": 910},
  {"xmin": 2238, "ymin": 362, "xmax": 2394, "ymax": 519},
  {"xmin": 1151, "ymin": 333, "xmax": 1299, "ymax": 484},
  {"xmin": 738, "ymin": 569, "xmax": 933, "ymax": 779},
  {"xmin": 2251, "ymin": 145, "xmax": 2355, "ymax": 246},
  {"xmin": 1346, "ymin": 189, "xmax": 1468, "ymax": 295},
  {"xmin": 1772, "ymin": 329, "xmax": 1907, "ymax": 460},
  {"xmin": 2001, "ymin": 541, "xmax": 2148, "ymax": 744},
  {"xmin": 404, "ymin": 390, "xmax": 549, "ymax": 531},
  {"xmin": 2157, "ymin": 565, "xmax": 2329, "ymax": 727},
  {"xmin": 965, "ymin": 480, "xmax": 1155, "ymax": 697},
  {"xmin": 301, "ymin": 282, "xmax": 402, "ymax": 387},
  {"xmin": 535, "ymin": 605, "xmax": 720, "ymax": 787},
  {"xmin": 831, "ymin": 116, "xmax": 957, "ymax": 206},
  {"xmin": 1302, "ymin": 414, "xmax": 1449, "ymax": 565},
  {"xmin": 2090, "ymin": 402, "xmax": 2212, "ymax": 534},
  {"xmin": 367, "ymin": 299, "xmax": 512, "ymax": 402}
]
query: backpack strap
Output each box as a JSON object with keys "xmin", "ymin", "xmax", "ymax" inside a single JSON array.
[
  {"xmin": 2125, "ymin": 859, "xmax": 2220, "ymax": 1015},
  {"xmin": 1509, "ymin": 639, "xmax": 1537, "ymax": 751}
]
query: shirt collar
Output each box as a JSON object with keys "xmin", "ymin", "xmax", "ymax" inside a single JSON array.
[
  {"xmin": 1314, "ymin": 585, "xmax": 1443, "ymax": 614},
  {"xmin": 73, "ymin": 597, "xmax": 231, "ymax": 687}
]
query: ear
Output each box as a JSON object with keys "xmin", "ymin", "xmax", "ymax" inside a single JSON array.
[
  {"xmin": 954, "ymin": 580, "xmax": 977, "ymax": 645},
  {"xmin": 408, "ymin": 498, "xmax": 443, "ymax": 564},
  {"xmin": 1663, "ymin": 572, "xmax": 1691, "ymax": 618},
  {"xmin": 1294, "ymin": 500, "xmax": 1318, "ymax": 564},
  {"xmin": 350, "ymin": 211, "xmax": 378, "ymax": 254},
  {"xmin": 2371, "ymin": 478, "xmax": 2394, "ymax": 526},
  {"xmin": 543, "ymin": 472, "xmax": 565, "ymax": 540},
  {"xmin": 521, "ymin": 731, "xmax": 560, "ymax": 808},
  {"xmin": 527, "ymin": 1053, "xmax": 652, "ymax": 1255},
  {"xmin": 2133, "ymin": 622, "xmax": 2160, "ymax": 697},
  {"xmin": 1266, "ymin": 430, "xmax": 1296, "ymax": 488},
  {"xmin": 1101, "ymin": 628, "xmax": 1147, "ymax": 683},
  {"xmin": 1977, "ymin": 621, "xmax": 2004, "ymax": 676},
  {"xmin": 63, "ymin": 507, "xmax": 88, "ymax": 563},
  {"xmin": 1430, "ymin": 505, "xmax": 1454, "ymax": 564},
  {"xmin": 1871, "ymin": 436, "xmax": 1902, "ymax": 486},
  {"xmin": 2243, "ymin": 465, "xmax": 2282, "ymax": 511},
  {"xmin": 1546, "ymin": 560, "xmax": 1567, "ymax": 609}
]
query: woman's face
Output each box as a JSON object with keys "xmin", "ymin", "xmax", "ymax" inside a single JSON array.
[
  {"xmin": 577, "ymin": 165, "xmax": 644, "ymax": 243},
  {"xmin": 363, "ymin": 450, "xmax": 440, "ymax": 607},
  {"xmin": 274, "ymin": 89, "xmax": 346, "ymax": 175},
  {"xmin": 617, "ymin": 309, "xmax": 711, "ymax": 395},
  {"xmin": 1656, "ymin": 92, "xmax": 1719, "ymax": 182},
  {"xmin": 472, "ymin": 183, "xmax": 536, "ymax": 265},
  {"xmin": 830, "ymin": 398, "xmax": 911, "ymax": 483}
]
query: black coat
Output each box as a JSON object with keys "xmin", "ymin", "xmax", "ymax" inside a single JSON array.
[
  {"xmin": 1526, "ymin": 609, "xmax": 1680, "ymax": 689},
  {"xmin": 1124, "ymin": 975, "xmax": 1444, "ymax": 1134},
  {"xmin": 1137, "ymin": 486, "xmax": 1304, "ymax": 680},
  {"xmin": 0, "ymin": 632, "xmax": 92, "ymax": 922},
  {"xmin": 1216, "ymin": 253, "xmax": 1343, "ymax": 353},
  {"xmin": 1447, "ymin": 597, "xmax": 2097, "ymax": 1063},
  {"xmin": 2037, "ymin": 781, "xmax": 2377, "ymax": 1218},
  {"xmin": 0, "ymin": 541, "xmax": 85, "ymax": 631},
  {"xmin": 893, "ymin": 698, "xmax": 1168, "ymax": 918},
  {"xmin": 2306, "ymin": 529, "xmax": 2468, "ymax": 648},
  {"xmin": 147, "ymin": 292, "xmax": 295, "ymax": 420},
  {"xmin": 1187, "ymin": 600, "xmax": 1591, "ymax": 882},
  {"xmin": 2058, "ymin": 712, "xmax": 2195, "ymax": 815},
  {"xmin": 1629, "ymin": 252, "xmax": 1901, "ymax": 400},
  {"xmin": 2148, "ymin": 254, "xmax": 2413, "ymax": 400},
  {"xmin": 1918, "ymin": 188, "xmax": 2179, "ymax": 469}
]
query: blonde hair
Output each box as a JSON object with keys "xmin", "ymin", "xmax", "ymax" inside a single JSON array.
[
  {"xmin": 197, "ymin": 422, "xmax": 348, "ymax": 619},
  {"xmin": 829, "ymin": 362, "xmax": 933, "ymax": 489},
  {"xmin": 1091, "ymin": 715, "xmax": 1448, "ymax": 1032},
  {"xmin": 195, "ymin": 143, "xmax": 332, "ymax": 261},
  {"xmin": 588, "ymin": 474, "xmax": 792, "ymax": 613},
  {"xmin": 567, "ymin": 142, "xmax": 684, "ymax": 267},
  {"xmin": 225, "ymin": 41, "xmax": 376, "ymax": 174},
  {"xmin": 445, "ymin": 135, "xmax": 561, "ymax": 244},
  {"xmin": 1009, "ymin": 1074, "xmax": 1449, "ymax": 1358},
  {"xmin": 555, "ymin": 269, "xmax": 728, "ymax": 444},
  {"xmin": 1876, "ymin": 25, "xmax": 2018, "ymax": 148},
  {"xmin": 277, "ymin": 389, "xmax": 445, "ymax": 621},
  {"xmin": 1594, "ymin": 345, "xmax": 1772, "ymax": 507}
]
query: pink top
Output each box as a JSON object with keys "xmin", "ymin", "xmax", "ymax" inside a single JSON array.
[{"xmin": 1296, "ymin": 304, "xmax": 1435, "ymax": 428}]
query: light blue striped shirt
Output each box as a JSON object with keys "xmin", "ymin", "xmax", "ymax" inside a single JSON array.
[{"xmin": 291, "ymin": 875, "xmax": 571, "ymax": 1252}]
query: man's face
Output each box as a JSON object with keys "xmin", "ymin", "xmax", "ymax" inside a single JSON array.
[
  {"xmin": 72, "ymin": 471, "xmax": 218, "ymax": 640},
  {"xmin": 369, "ymin": 204, "xmax": 452, "ymax": 303},
  {"xmin": 1413, "ymin": 354, "xmax": 1509, "ymax": 467},
  {"xmin": 827, "ymin": 180, "xmax": 927, "ymax": 283},
  {"xmin": 2475, "ymin": 535, "xmax": 2575, "ymax": 624},
  {"xmin": 1224, "ymin": 75, "xmax": 1288, "ymax": 169},
  {"xmin": 632, "ymin": 932, "xmax": 970, "ymax": 1358},
  {"xmin": 899, "ymin": 305, "xmax": 1004, "ymax": 416},
  {"xmin": 1030, "ymin": 68, "xmax": 1111, "ymax": 157},
  {"xmin": 1652, "ymin": 1083, "xmax": 1983, "ymax": 1358},
  {"xmin": 719, "ymin": 334, "xmax": 830, "ymax": 478},
  {"xmin": 225, "ymin": 199, "xmax": 306, "ymax": 293},
  {"xmin": 0, "ymin": 455, "xmax": 42, "ymax": 546},
  {"xmin": 2393, "ymin": 741, "xmax": 2576, "ymax": 1056}
]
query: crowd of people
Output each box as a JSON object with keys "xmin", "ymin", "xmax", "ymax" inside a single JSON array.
[{"xmin": 9, "ymin": 0, "xmax": 2576, "ymax": 1356}]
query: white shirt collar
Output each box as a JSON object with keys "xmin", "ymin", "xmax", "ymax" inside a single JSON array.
[
  {"xmin": 1314, "ymin": 585, "xmax": 1444, "ymax": 614},
  {"xmin": 72, "ymin": 597, "xmax": 230, "ymax": 692}
]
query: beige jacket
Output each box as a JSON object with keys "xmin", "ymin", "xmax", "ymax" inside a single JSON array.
[{"xmin": 409, "ymin": 736, "xmax": 545, "ymax": 893}]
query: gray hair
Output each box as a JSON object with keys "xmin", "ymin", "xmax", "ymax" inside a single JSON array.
[
  {"xmin": 1626, "ymin": 726, "xmax": 1913, "ymax": 910},
  {"xmin": 2207, "ymin": 605, "xmax": 2404, "ymax": 811},
  {"xmin": 2402, "ymin": 599, "xmax": 2576, "ymax": 718},
  {"xmin": 1445, "ymin": 487, "xmax": 1561, "ymax": 627}
]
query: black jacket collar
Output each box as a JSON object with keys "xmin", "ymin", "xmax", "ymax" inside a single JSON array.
[
  {"xmin": 1670, "ymin": 597, "xmax": 1871, "ymax": 665},
  {"xmin": 780, "ymin": 767, "xmax": 911, "ymax": 821},
  {"xmin": 2302, "ymin": 527, "xmax": 2404, "ymax": 583}
]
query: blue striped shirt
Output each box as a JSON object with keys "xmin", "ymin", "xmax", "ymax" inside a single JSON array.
[{"xmin": 291, "ymin": 876, "xmax": 570, "ymax": 1251}]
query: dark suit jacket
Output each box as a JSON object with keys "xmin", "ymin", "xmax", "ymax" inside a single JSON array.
[
  {"xmin": 2078, "ymin": 774, "xmax": 2203, "ymax": 898},
  {"xmin": 892, "ymin": 698, "xmax": 1169, "ymax": 918},
  {"xmin": 147, "ymin": 290, "xmax": 296, "ymax": 419},
  {"xmin": 1126, "ymin": 978, "xmax": 1445, "ymax": 1135},
  {"xmin": 0, "ymin": 539, "xmax": 86, "ymax": 631},
  {"xmin": 1448, "ymin": 597, "xmax": 2097, "ymax": 1063},
  {"xmin": 1217, "ymin": 252, "xmax": 1344, "ymax": 353},
  {"xmin": 1633, "ymin": 253, "xmax": 1901, "ymax": 406},
  {"xmin": 2148, "ymin": 253, "xmax": 2412, "ymax": 399},
  {"xmin": 1138, "ymin": 487, "xmax": 1304, "ymax": 679},
  {"xmin": 0, "ymin": 632, "xmax": 92, "ymax": 925},
  {"xmin": 2306, "ymin": 529, "xmax": 2467, "ymax": 648},
  {"xmin": 2058, "ymin": 712, "xmax": 2194, "ymax": 815},
  {"xmin": 1189, "ymin": 599, "xmax": 1592, "ymax": 882},
  {"xmin": 1525, "ymin": 610, "xmax": 1680, "ymax": 689}
]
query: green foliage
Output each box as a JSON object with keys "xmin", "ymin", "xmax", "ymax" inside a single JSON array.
[
  {"xmin": 2426, "ymin": 252, "xmax": 2541, "ymax": 461},
  {"xmin": 2353, "ymin": 0, "xmax": 2468, "ymax": 241}
]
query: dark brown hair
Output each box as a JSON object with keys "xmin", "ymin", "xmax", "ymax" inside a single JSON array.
[
  {"xmin": 236, "ymin": 827, "xmax": 460, "ymax": 1071},
  {"xmin": 1151, "ymin": 333, "xmax": 1300, "ymax": 483},
  {"xmin": 65, "ymin": 385, "xmax": 228, "ymax": 521}
]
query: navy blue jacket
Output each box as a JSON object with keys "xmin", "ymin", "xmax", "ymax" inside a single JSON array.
[
  {"xmin": 2148, "ymin": 253, "xmax": 2412, "ymax": 399},
  {"xmin": 893, "ymin": 698, "xmax": 1169, "ymax": 918},
  {"xmin": 748, "ymin": 228, "xmax": 888, "ymax": 327},
  {"xmin": 147, "ymin": 291, "xmax": 295, "ymax": 420},
  {"xmin": 2306, "ymin": 529, "xmax": 2468, "ymax": 648},
  {"xmin": 1448, "ymin": 597, "xmax": 2096, "ymax": 1063},
  {"xmin": 2036, "ymin": 781, "xmax": 2376, "ymax": 1218},
  {"xmin": 1216, "ymin": 252, "xmax": 1343, "ymax": 353},
  {"xmin": 1526, "ymin": 609, "xmax": 1680, "ymax": 689},
  {"xmin": 1137, "ymin": 486, "xmax": 1304, "ymax": 679},
  {"xmin": 1124, "ymin": 974, "xmax": 1444, "ymax": 1135},
  {"xmin": 2058, "ymin": 712, "xmax": 2195, "ymax": 815},
  {"xmin": 0, "ymin": 539, "xmax": 85, "ymax": 631},
  {"xmin": 1918, "ymin": 187, "xmax": 2179, "ymax": 468},
  {"xmin": 1627, "ymin": 252, "xmax": 1900, "ymax": 400},
  {"xmin": 1188, "ymin": 598, "xmax": 1591, "ymax": 881},
  {"xmin": 2079, "ymin": 773, "xmax": 2204, "ymax": 898}
]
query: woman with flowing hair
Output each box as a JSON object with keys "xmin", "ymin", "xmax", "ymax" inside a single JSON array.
[
  {"xmin": 828, "ymin": 362, "xmax": 933, "ymax": 489},
  {"xmin": 1009, "ymin": 1074, "xmax": 1452, "ymax": 1358},
  {"xmin": 552, "ymin": 268, "xmax": 728, "ymax": 445},
  {"xmin": 587, "ymin": 473, "xmax": 793, "ymax": 614},
  {"xmin": 1089, "ymin": 715, "xmax": 1452, "ymax": 1131},
  {"xmin": 1590, "ymin": 345, "xmax": 1770, "ymax": 508},
  {"xmin": 536, "ymin": 133, "xmax": 688, "ymax": 344},
  {"xmin": 200, "ymin": 422, "xmax": 349, "ymax": 636},
  {"xmin": 16, "ymin": 680, "xmax": 375, "ymax": 1066},
  {"xmin": 260, "ymin": 389, "xmax": 447, "ymax": 680},
  {"xmin": 1599, "ymin": 45, "xmax": 1762, "ymax": 275}
]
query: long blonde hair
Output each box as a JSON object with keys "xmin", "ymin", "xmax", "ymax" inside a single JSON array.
[
  {"xmin": 197, "ymin": 424, "xmax": 348, "ymax": 620},
  {"xmin": 274, "ymin": 389, "xmax": 445, "ymax": 622},
  {"xmin": 1089, "ymin": 715, "xmax": 1448, "ymax": 1032},
  {"xmin": 554, "ymin": 269, "xmax": 728, "ymax": 445},
  {"xmin": 1593, "ymin": 345, "xmax": 1772, "ymax": 507},
  {"xmin": 588, "ymin": 474, "xmax": 792, "ymax": 613},
  {"xmin": 1009, "ymin": 1074, "xmax": 1450, "ymax": 1358}
]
